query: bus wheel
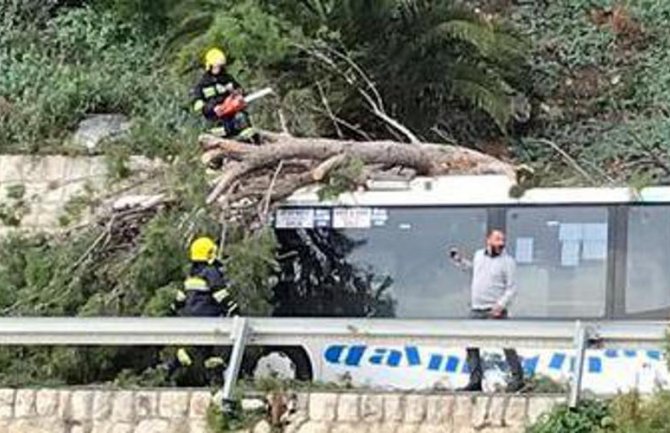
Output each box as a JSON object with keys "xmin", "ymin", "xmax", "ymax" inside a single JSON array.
[{"xmin": 252, "ymin": 347, "xmax": 313, "ymax": 382}]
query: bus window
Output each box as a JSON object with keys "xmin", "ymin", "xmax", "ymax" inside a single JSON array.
[
  {"xmin": 506, "ymin": 207, "xmax": 608, "ymax": 318},
  {"xmin": 273, "ymin": 207, "xmax": 486, "ymax": 318},
  {"xmin": 626, "ymin": 206, "xmax": 670, "ymax": 315}
]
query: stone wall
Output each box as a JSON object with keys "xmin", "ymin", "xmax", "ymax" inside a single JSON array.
[
  {"xmin": 283, "ymin": 392, "xmax": 564, "ymax": 433},
  {"xmin": 0, "ymin": 155, "xmax": 160, "ymax": 235},
  {"xmin": 0, "ymin": 388, "xmax": 564, "ymax": 433},
  {"xmin": 0, "ymin": 388, "xmax": 212, "ymax": 433}
]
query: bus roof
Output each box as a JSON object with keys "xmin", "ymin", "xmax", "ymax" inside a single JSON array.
[{"xmin": 282, "ymin": 175, "xmax": 670, "ymax": 207}]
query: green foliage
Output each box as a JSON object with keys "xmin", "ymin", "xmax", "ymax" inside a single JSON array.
[
  {"xmin": 206, "ymin": 400, "xmax": 265, "ymax": 433},
  {"xmin": 527, "ymin": 392, "xmax": 670, "ymax": 433},
  {"xmin": 225, "ymin": 228, "xmax": 278, "ymax": 316},
  {"xmin": 0, "ymin": 184, "xmax": 29, "ymax": 226},
  {"xmin": 526, "ymin": 400, "xmax": 610, "ymax": 433},
  {"xmin": 317, "ymin": 156, "xmax": 364, "ymax": 201},
  {"xmin": 0, "ymin": 4, "xmax": 197, "ymax": 157}
]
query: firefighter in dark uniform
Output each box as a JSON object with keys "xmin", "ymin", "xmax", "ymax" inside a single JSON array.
[
  {"xmin": 167, "ymin": 236, "xmax": 238, "ymax": 385},
  {"xmin": 191, "ymin": 48, "xmax": 260, "ymax": 144}
]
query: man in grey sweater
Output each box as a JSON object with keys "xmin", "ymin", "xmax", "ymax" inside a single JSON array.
[{"xmin": 449, "ymin": 229, "xmax": 524, "ymax": 392}]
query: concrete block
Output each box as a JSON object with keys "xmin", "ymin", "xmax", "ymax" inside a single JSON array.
[
  {"xmin": 296, "ymin": 421, "xmax": 331, "ymax": 433},
  {"xmin": 91, "ymin": 421, "xmax": 114, "ymax": 433},
  {"xmin": 92, "ymin": 391, "xmax": 113, "ymax": 420},
  {"xmin": 368, "ymin": 423, "xmax": 399, "ymax": 433},
  {"xmin": 35, "ymin": 389, "xmax": 59, "ymax": 417},
  {"xmin": 308, "ymin": 393, "xmax": 337, "ymax": 422},
  {"xmin": 0, "ymin": 156, "xmax": 25, "ymax": 182},
  {"xmin": 159, "ymin": 391, "xmax": 190, "ymax": 419},
  {"xmin": 504, "ymin": 397, "xmax": 527, "ymax": 428},
  {"xmin": 71, "ymin": 390, "xmax": 93, "ymax": 420},
  {"xmin": 14, "ymin": 390, "xmax": 36, "ymax": 418},
  {"xmin": 336, "ymin": 394, "xmax": 360, "ymax": 422},
  {"xmin": 188, "ymin": 391, "xmax": 211, "ymax": 419},
  {"xmin": 135, "ymin": 391, "xmax": 159, "ymax": 418},
  {"xmin": 57, "ymin": 391, "xmax": 71, "ymax": 418},
  {"xmin": 360, "ymin": 394, "xmax": 383, "ymax": 423},
  {"xmin": 253, "ymin": 420, "xmax": 272, "ymax": 433},
  {"xmin": 383, "ymin": 395, "xmax": 404, "ymax": 423},
  {"xmin": 188, "ymin": 420, "xmax": 209, "ymax": 433},
  {"xmin": 451, "ymin": 395, "xmax": 474, "ymax": 431},
  {"xmin": 488, "ymin": 395, "xmax": 506, "ymax": 427},
  {"xmin": 110, "ymin": 422, "xmax": 134, "ymax": 433},
  {"xmin": 135, "ymin": 419, "xmax": 170, "ymax": 433},
  {"xmin": 331, "ymin": 423, "xmax": 364, "ymax": 433},
  {"xmin": 425, "ymin": 395, "xmax": 453, "ymax": 425},
  {"xmin": 0, "ymin": 389, "xmax": 15, "ymax": 419},
  {"xmin": 403, "ymin": 395, "xmax": 426, "ymax": 424},
  {"xmin": 111, "ymin": 391, "xmax": 135, "ymax": 423},
  {"xmin": 471, "ymin": 395, "xmax": 493, "ymax": 429}
]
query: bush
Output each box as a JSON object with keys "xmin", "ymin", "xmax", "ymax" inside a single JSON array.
[
  {"xmin": 0, "ymin": 5, "xmax": 197, "ymax": 156},
  {"xmin": 527, "ymin": 400, "xmax": 611, "ymax": 433}
]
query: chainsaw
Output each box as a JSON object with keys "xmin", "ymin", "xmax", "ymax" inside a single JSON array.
[{"xmin": 216, "ymin": 87, "xmax": 274, "ymax": 119}]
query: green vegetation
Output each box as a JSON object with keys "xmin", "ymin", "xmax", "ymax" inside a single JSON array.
[{"xmin": 527, "ymin": 392, "xmax": 670, "ymax": 433}]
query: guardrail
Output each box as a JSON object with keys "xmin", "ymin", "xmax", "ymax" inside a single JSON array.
[{"xmin": 0, "ymin": 317, "xmax": 666, "ymax": 407}]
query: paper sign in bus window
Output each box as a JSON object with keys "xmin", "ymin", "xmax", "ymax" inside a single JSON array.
[
  {"xmin": 276, "ymin": 208, "xmax": 315, "ymax": 228},
  {"xmin": 561, "ymin": 240, "xmax": 580, "ymax": 266},
  {"xmin": 515, "ymin": 237, "xmax": 534, "ymax": 264},
  {"xmin": 333, "ymin": 207, "xmax": 372, "ymax": 228}
]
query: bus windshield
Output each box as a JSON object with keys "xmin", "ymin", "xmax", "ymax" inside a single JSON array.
[{"xmin": 273, "ymin": 205, "xmax": 610, "ymax": 319}]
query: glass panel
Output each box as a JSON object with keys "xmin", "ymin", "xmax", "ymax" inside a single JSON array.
[
  {"xmin": 506, "ymin": 207, "xmax": 608, "ymax": 318},
  {"xmin": 273, "ymin": 207, "xmax": 487, "ymax": 318},
  {"xmin": 626, "ymin": 206, "xmax": 670, "ymax": 314}
]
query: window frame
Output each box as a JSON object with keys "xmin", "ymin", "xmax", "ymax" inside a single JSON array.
[{"xmin": 274, "ymin": 202, "xmax": 670, "ymax": 320}]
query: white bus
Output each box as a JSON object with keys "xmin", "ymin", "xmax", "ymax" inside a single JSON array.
[{"xmin": 260, "ymin": 175, "xmax": 670, "ymax": 392}]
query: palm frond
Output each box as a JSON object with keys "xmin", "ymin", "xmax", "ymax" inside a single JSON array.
[
  {"xmin": 432, "ymin": 19, "xmax": 525, "ymax": 64},
  {"xmin": 448, "ymin": 63, "xmax": 514, "ymax": 132}
]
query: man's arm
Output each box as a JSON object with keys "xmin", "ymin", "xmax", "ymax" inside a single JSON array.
[
  {"xmin": 448, "ymin": 248, "xmax": 474, "ymax": 272},
  {"xmin": 496, "ymin": 257, "xmax": 517, "ymax": 309}
]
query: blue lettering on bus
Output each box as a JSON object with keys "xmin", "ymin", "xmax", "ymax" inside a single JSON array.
[
  {"xmin": 588, "ymin": 357, "xmax": 602, "ymax": 373},
  {"xmin": 345, "ymin": 345, "xmax": 366, "ymax": 366},
  {"xmin": 549, "ymin": 353, "xmax": 566, "ymax": 370},
  {"xmin": 445, "ymin": 356, "xmax": 460, "ymax": 373},
  {"xmin": 522, "ymin": 356, "xmax": 539, "ymax": 375},
  {"xmin": 428, "ymin": 354, "xmax": 443, "ymax": 371},
  {"xmin": 322, "ymin": 345, "xmax": 664, "ymax": 375},
  {"xmin": 405, "ymin": 346, "xmax": 422, "ymax": 366}
]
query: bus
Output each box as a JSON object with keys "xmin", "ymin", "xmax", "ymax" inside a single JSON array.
[{"xmin": 259, "ymin": 175, "xmax": 670, "ymax": 393}]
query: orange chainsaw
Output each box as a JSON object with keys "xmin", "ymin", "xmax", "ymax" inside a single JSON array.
[{"xmin": 215, "ymin": 87, "xmax": 273, "ymax": 119}]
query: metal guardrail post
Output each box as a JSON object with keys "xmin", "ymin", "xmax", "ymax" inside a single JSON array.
[
  {"xmin": 221, "ymin": 316, "xmax": 250, "ymax": 404},
  {"xmin": 569, "ymin": 320, "xmax": 588, "ymax": 408}
]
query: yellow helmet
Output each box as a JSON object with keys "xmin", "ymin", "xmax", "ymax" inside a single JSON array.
[
  {"xmin": 190, "ymin": 236, "xmax": 218, "ymax": 263},
  {"xmin": 204, "ymin": 48, "xmax": 226, "ymax": 70}
]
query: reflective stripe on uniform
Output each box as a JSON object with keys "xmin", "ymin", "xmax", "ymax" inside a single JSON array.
[
  {"xmin": 202, "ymin": 86, "xmax": 217, "ymax": 98},
  {"xmin": 212, "ymin": 289, "xmax": 230, "ymax": 303},
  {"xmin": 193, "ymin": 100, "xmax": 205, "ymax": 112},
  {"xmin": 238, "ymin": 127, "xmax": 255, "ymax": 138},
  {"xmin": 204, "ymin": 356, "xmax": 225, "ymax": 369},
  {"xmin": 184, "ymin": 276, "xmax": 209, "ymax": 292},
  {"xmin": 175, "ymin": 290, "xmax": 187, "ymax": 302},
  {"xmin": 177, "ymin": 348, "xmax": 193, "ymax": 366},
  {"xmin": 215, "ymin": 84, "xmax": 228, "ymax": 94},
  {"xmin": 209, "ymin": 127, "xmax": 228, "ymax": 137}
]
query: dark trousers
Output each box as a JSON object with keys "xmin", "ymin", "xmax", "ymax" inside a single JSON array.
[{"xmin": 466, "ymin": 309, "xmax": 523, "ymax": 386}]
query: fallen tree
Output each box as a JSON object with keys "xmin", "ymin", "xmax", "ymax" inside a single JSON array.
[{"xmin": 199, "ymin": 132, "xmax": 518, "ymax": 226}]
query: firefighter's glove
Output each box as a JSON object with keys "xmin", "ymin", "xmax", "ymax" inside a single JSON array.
[
  {"xmin": 176, "ymin": 348, "xmax": 193, "ymax": 367},
  {"xmin": 204, "ymin": 356, "xmax": 225, "ymax": 370}
]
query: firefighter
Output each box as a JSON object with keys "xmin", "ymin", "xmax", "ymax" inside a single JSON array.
[
  {"xmin": 191, "ymin": 48, "xmax": 260, "ymax": 144},
  {"xmin": 166, "ymin": 236, "xmax": 238, "ymax": 385}
]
